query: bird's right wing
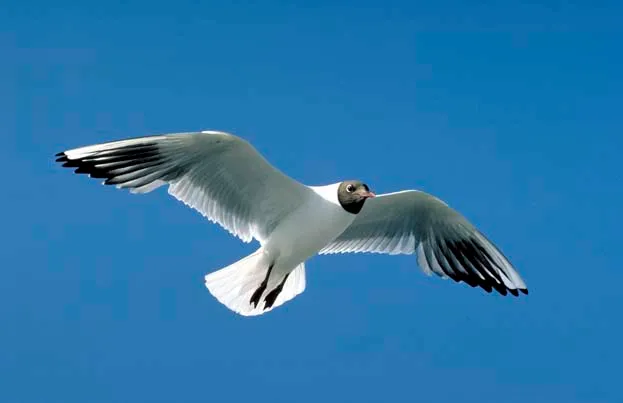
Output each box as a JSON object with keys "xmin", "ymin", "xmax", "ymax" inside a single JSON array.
[
  {"xmin": 56, "ymin": 131, "xmax": 312, "ymax": 244},
  {"xmin": 321, "ymin": 190, "xmax": 527, "ymax": 296}
]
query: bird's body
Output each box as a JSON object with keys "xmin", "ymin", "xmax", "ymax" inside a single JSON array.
[
  {"xmin": 263, "ymin": 183, "xmax": 357, "ymax": 279},
  {"xmin": 56, "ymin": 130, "xmax": 528, "ymax": 316}
]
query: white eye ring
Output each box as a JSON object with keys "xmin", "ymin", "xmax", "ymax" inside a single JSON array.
[{"xmin": 346, "ymin": 184, "xmax": 355, "ymax": 192}]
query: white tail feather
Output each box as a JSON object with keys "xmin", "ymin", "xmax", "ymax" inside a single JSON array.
[{"xmin": 205, "ymin": 250, "xmax": 306, "ymax": 316}]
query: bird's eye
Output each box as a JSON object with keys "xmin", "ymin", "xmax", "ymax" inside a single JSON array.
[{"xmin": 346, "ymin": 184, "xmax": 355, "ymax": 192}]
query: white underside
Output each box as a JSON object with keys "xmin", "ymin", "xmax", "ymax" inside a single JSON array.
[
  {"xmin": 204, "ymin": 184, "xmax": 356, "ymax": 316},
  {"xmin": 263, "ymin": 186, "xmax": 356, "ymax": 276},
  {"xmin": 205, "ymin": 249, "xmax": 307, "ymax": 316}
]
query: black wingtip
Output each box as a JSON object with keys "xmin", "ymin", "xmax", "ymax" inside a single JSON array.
[
  {"xmin": 55, "ymin": 152, "xmax": 69, "ymax": 163},
  {"xmin": 62, "ymin": 160, "xmax": 80, "ymax": 168},
  {"xmin": 504, "ymin": 287, "xmax": 528, "ymax": 297}
]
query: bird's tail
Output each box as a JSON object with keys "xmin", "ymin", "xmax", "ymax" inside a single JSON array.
[{"xmin": 204, "ymin": 249, "xmax": 306, "ymax": 316}]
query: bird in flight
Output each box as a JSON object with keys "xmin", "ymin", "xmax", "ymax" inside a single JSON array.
[{"xmin": 55, "ymin": 130, "xmax": 528, "ymax": 316}]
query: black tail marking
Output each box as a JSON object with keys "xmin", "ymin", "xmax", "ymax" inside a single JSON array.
[
  {"xmin": 263, "ymin": 273, "xmax": 290, "ymax": 310},
  {"xmin": 249, "ymin": 263, "xmax": 274, "ymax": 308}
]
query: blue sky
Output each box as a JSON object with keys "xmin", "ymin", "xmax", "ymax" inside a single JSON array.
[{"xmin": 2, "ymin": 1, "xmax": 622, "ymax": 402}]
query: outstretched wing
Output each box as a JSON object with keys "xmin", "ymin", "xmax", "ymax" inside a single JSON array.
[
  {"xmin": 320, "ymin": 190, "xmax": 528, "ymax": 296},
  {"xmin": 56, "ymin": 130, "xmax": 312, "ymax": 244}
]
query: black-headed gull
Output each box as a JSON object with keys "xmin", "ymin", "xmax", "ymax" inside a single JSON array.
[{"xmin": 56, "ymin": 130, "xmax": 528, "ymax": 316}]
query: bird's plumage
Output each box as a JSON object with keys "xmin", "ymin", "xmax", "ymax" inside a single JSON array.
[
  {"xmin": 56, "ymin": 130, "xmax": 311, "ymax": 244},
  {"xmin": 55, "ymin": 130, "xmax": 528, "ymax": 316},
  {"xmin": 320, "ymin": 190, "xmax": 527, "ymax": 296},
  {"xmin": 204, "ymin": 250, "xmax": 307, "ymax": 316}
]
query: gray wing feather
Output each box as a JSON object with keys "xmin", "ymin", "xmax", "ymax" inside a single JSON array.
[
  {"xmin": 320, "ymin": 190, "xmax": 528, "ymax": 296},
  {"xmin": 56, "ymin": 131, "xmax": 311, "ymax": 243}
]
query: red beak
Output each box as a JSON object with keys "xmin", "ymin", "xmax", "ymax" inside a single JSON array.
[{"xmin": 367, "ymin": 191, "xmax": 376, "ymax": 198}]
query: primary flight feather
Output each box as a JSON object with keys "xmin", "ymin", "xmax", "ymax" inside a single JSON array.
[{"xmin": 55, "ymin": 130, "xmax": 527, "ymax": 316}]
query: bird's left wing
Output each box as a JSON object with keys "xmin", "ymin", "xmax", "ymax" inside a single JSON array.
[
  {"xmin": 55, "ymin": 131, "xmax": 312, "ymax": 244},
  {"xmin": 320, "ymin": 190, "xmax": 528, "ymax": 296}
]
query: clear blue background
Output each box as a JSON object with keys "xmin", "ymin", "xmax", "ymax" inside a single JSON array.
[{"xmin": 2, "ymin": 1, "xmax": 622, "ymax": 402}]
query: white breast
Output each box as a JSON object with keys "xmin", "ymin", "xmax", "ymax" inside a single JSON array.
[{"xmin": 264, "ymin": 184, "xmax": 355, "ymax": 272}]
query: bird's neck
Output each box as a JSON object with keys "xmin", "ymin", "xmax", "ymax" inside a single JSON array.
[{"xmin": 308, "ymin": 183, "xmax": 341, "ymax": 207}]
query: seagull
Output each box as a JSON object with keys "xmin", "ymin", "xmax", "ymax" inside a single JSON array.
[{"xmin": 55, "ymin": 130, "xmax": 528, "ymax": 316}]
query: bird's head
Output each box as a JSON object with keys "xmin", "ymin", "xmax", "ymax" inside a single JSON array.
[{"xmin": 337, "ymin": 180, "xmax": 376, "ymax": 214}]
